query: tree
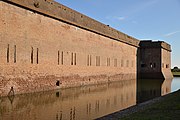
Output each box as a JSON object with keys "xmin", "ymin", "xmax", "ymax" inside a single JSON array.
[
  {"xmin": 174, "ymin": 66, "xmax": 179, "ymax": 69},
  {"xmin": 172, "ymin": 66, "xmax": 180, "ymax": 72}
]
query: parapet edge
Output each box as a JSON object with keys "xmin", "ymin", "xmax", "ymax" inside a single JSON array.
[
  {"xmin": 161, "ymin": 41, "xmax": 171, "ymax": 52},
  {"xmin": 140, "ymin": 40, "xmax": 172, "ymax": 52},
  {"xmin": 2, "ymin": 0, "xmax": 140, "ymax": 47}
]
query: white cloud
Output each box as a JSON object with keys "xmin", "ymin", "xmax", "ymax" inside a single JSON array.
[
  {"xmin": 106, "ymin": 0, "xmax": 160, "ymax": 23},
  {"xmin": 164, "ymin": 31, "xmax": 180, "ymax": 37},
  {"xmin": 117, "ymin": 16, "xmax": 126, "ymax": 21},
  {"xmin": 106, "ymin": 16, "xmax": 126, "ymax": 21}
]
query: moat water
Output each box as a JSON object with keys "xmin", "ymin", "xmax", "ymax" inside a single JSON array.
[{"xmin": 0, "ymin": 77, "xmax": 179, "ymax": 120}]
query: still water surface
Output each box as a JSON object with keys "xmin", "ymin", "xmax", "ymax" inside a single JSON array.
[
  {"xmin": 171, "ymin": 77, "xmax": 180, "ymax": 92},
  {"xmin": 0, "ymin": 78, "xmax": 180, "ymax": 120}
]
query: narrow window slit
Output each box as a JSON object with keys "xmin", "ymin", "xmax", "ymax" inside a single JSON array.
[
  {"xmin": 61, "ymin": 51, "xmax": 63, "ymax": 65},
  {"xmin": 7, "ymin": 44, "xmax": 9, "ymax": 63},
  {"xmin": 90, "ymin": 55, "xmax": 91, "ymax": 66},
  {"xmin": 109, "ymin": 58, "xmax": 110, "ymax": 66},
  {"xmin": 107, "ymin": 58, "xmax": 108, "ymax": 66},
  {"xmin": 107, "ymin": 58, "xmax": 109, "ymax": 66},
  {"xmin": 58, "ymin": 51, "xmax": 60, "ymax": 65},
  {"xmin": 132, "ymin": 61, "xmax": 134, "ymax": 67},
  {"xmin": 31, "ymin": 47, "xmax": 33, "ymax": 64},
  {"xmin": 121, "ymin": 59, "xmax": 123, "ymax": 67},
  {"xmin": 150, "ymin": 63, "xmax": 153, "ymax": 68},
  {"xmin": 127, "ymin": 60, "xmax": 129, "ymax": 67},
  {"xmin": 99, "ymin": 56, "xmax": 101, "ymax": 66},
  {"xmin": 114, "ymin": 59, "xmax": 117, "ymax": 67},
  {"xmin": 154, "ymin": 63, "xmax": 156, "ymax": 68},
  {"xmin": 71, "ymin": 53, "xmax": 73, "ymax": 65},
  {"xmin": 37, "ymin": 48, "xmax": 39, "ymax": 64},
  {"xmin": 14, "ymin": 45, "xmax": 16, "ymax": 63},
  {"xmin": 87, "ymin": 55, "xmax": 89, "ymax": 66},
  {"xmin": 74, "ymin": 53, "xmax": 76, "ymax": 65},
  {"xmin": 96, "ymin": 56, "xmax": 100, "ymax": 66}
]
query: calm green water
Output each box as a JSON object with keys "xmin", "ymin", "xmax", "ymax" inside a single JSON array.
[{"xmin": 0, "ymin": 78, "xmax": 179, "ymax": 120}]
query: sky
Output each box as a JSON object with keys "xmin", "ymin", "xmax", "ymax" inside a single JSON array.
[{"xmin": 56, "ymin": 0, "xmax": 180, "ymax": 68}]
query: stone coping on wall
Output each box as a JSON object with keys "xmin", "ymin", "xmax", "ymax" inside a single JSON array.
[
  {"xmin": 2, "ymin": 0, "xmax": 139, "ymax": 47},
  {"xmin": 139, "ymin": 40, "xmax": 171, "ymax": 52}
]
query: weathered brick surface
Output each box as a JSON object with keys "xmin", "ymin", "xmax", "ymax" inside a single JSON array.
[
  {"xmin": 138, "ymin": 41, "xmax": 173, "ymax": 79},
  {"xmin": 0, "ymin": 1, "xmax": 137, "ymax": 96},
  {"xmin": 0, "ymin": 1, "xmax": 173, "ymax": 97},
  {"xmin": 162, "ymin": 48, "xmax": 172, "ymax": 79},
  {"xmin": 2, "ymin": 0, "xmax": 139, "ymax": 47}
]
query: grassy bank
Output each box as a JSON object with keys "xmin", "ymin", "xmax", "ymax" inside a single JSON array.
[
  {"xmin": 121, "ymin": 90, "xmax": 180, "ymax": 120},
  {"xmin": 172, "ymin": 71, "xmax": 180, "ymax": 77}
]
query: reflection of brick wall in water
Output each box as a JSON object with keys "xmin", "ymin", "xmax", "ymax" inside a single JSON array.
[
  {"xmin": 137, "ymin": 79, "xmax": 172, "ymax": 103},
  {"xmin": 0, "ymin": 80, "xmax": 136, "ymax": 120}
]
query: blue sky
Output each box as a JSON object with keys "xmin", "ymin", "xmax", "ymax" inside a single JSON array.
[{"xmin": 56, "ymin": 0, "xmax": 180, "ymax": 68}]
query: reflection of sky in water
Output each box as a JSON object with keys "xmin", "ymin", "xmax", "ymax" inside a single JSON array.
[{"xmin": 171, "ymin": 77, "xmax": 180, "ymax": 92}]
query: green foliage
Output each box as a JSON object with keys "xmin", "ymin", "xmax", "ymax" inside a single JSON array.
[
  {"xmin": 171, "ymin": 66, "xmax": 180, "ymax": 72},
  {"xmin": 174, "ymin": 66, "xmax": 179, "ymax": 69},
  {"xmin": 172, "ymin": 72, "xmax": 180, "ymax": 76}
]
